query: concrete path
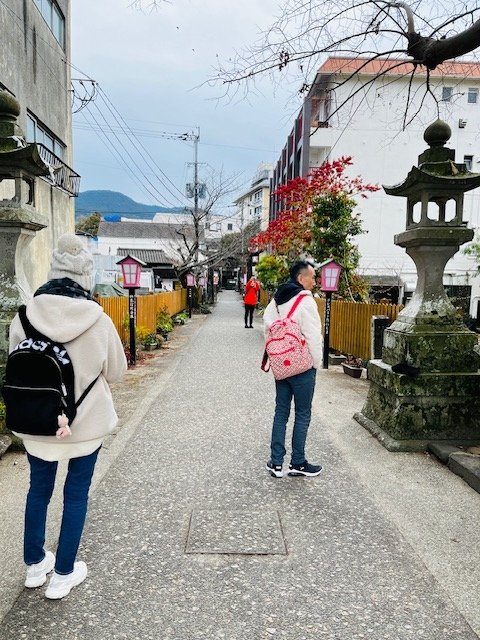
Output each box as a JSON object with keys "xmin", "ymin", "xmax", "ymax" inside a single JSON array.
[{"xmin": 0, "ymin": 290, "xmax": 479, "ymax": 640}]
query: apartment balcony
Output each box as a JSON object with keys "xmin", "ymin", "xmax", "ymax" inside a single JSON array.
[
  {"xmin": 37, "ymin": 144, "xmax": 81, "ymax": 196},
  {"xmin": 310, "ymin": 124, "xmax": 339, "ymax": 149}
]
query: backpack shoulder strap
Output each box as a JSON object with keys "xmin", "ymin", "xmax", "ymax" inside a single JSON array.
[
  {"xmin": 286, "ymin": 293, "xmax": 308, "ymax": 319},
  {"xmin": 75, "ymin": 375, "xmax": 100, "ymax": 409},
  {"xmin": 261, "ymin": 349, "xmax": 270, "ymax": 372},
  {"xmin": 18, "ymin": 305, "xmax": 50, "ymax": 342}
]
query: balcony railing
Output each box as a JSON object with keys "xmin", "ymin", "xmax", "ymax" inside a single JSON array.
[{"xmin": 37, "ymin": 144, "xmax": 81, "ymax": 197}]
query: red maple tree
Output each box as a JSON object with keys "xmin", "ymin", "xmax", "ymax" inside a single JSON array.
[{"xmin": 250, "ymin": 157, "xmax": 379, "ymax": 258}]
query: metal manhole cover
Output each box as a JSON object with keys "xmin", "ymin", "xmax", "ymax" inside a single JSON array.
[{"xmin": 185, "ymin": 509, "xmax": 287, "ymax": 555}]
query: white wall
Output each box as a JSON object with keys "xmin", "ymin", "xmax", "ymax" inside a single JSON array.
[{"xmin": 309, "ymin": 73, "xmax": 480, "ymax": 313}]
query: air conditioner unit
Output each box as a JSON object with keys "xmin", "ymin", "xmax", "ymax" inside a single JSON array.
[{"xmin": 459, "ymin": 119, "xmax": 467, "ymax": 128}]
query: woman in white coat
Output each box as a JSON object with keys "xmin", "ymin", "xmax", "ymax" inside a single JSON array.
[{"xmin": 8, "ymin": 234, "xmax": 127, "ymax": 599}]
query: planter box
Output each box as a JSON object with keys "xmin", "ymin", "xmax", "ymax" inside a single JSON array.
[
  {"xmin": 143, "ymin": 343, "xmax": 157, "ymax": 351},
  {"xmin": 329, "ymin": 354, "xmax": 347, "ymax": 366},
  {"xmin": 342, "ymin": 363, "xmax": 363, "ymax": 378}
]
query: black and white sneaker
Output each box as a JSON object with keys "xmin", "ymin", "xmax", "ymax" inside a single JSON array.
[
  {"xmin": 265, "ymin": 461, "xmax": 284, "ymax": 478},
  {"xmin": 288, "ymin": 461, "xmax": 322, "ymax": 477}
]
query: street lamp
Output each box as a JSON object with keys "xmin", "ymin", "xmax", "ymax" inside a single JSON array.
[
  {"xmin": 318, "ymin": 258, "xmax": 343, "ymax": 369},
  {"xmin": 117, "ymin": 254, "xmax": 146, "ymax": 366},
  {"xmin": 186, "ymin": 271, "xmax": 196, "ymax": 318}
]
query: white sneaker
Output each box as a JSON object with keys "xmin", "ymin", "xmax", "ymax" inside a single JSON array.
[
  {"xmin": 45, "ymin": 561, "xmax": 88, "ymax": 600},
  {"xmin": 25, "ymin": 551, "xmax": 55, "ymax": 588}
]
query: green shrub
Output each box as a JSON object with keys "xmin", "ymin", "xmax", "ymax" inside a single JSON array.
[
  {"xmin": 156, "ymin": 307, "xmax": 174, "ymax": 334},
  {"xmin": 135, "ymin": 325, "xmax": 151, "ymax": 344}
]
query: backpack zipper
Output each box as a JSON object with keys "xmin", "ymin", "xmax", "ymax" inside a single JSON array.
[
  {"xmin": 9, "ymin": 351, "xmax": 66, "ymax": 394},
  {"xmin": 3, "ymin": 384, "xmax": 63, "ymax": 394}
]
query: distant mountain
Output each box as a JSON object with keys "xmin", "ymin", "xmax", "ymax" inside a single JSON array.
[{"xmin": 75, "ymin": 190, "xmax": 183, "ymax": 220}]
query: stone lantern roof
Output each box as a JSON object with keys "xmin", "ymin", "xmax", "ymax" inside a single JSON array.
[{"xmin": 384, "ymin": 119, "xmax": 480, "ymax": 201}]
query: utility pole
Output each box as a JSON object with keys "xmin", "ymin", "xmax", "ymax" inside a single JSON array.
[
  {"xmin": 185, "ymin": 127, "xmax": 203, "ymax": 264},
  {"xmin": 193, "ymin": 128, "xmax": 199, "ymax": 263}
]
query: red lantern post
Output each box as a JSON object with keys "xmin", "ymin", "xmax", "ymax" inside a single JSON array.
[
  {"xmin": 117, "ymin": 255, "xmax": 146, "ymax": 365},
  {"xmin": 318, "ymin": 259, "xmax": 343, "ymax": 369},
  {"xmin": 186, "ymin": 272, "xmax": 196, "ymax": 318}
]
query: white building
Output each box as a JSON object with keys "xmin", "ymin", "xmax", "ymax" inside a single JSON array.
[
  {"xmin": 234, "ymin": 163, "xmax": 273, "ymax": 232},
  {"xmin": 94, "ymin": 220, "xmax": 204, "ymax": 292},
  {"xmin": 153, "ymin": 209, "xmax": 240, "ymax": 240},
  {"xmin": 271, "ymin": 57, "xmax": 480, "ymax": 316}
]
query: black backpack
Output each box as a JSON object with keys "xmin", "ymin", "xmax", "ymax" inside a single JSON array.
[{"xmin": 1, "ymin": 306, "xmax": 98, "ymax": 436}]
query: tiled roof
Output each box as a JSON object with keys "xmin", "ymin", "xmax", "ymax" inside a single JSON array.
[
  {"xmin": 318, "ymin": 57, "xmax": 480, "ymax": 79},
  {"xmin": 98, "ymin": 220, "xmax": 196, "ymax": 240},
  {"xmin": 117, "ymin": 248, "xmax": 171, "ymax": 265}
]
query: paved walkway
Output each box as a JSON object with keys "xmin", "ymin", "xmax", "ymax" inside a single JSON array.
[{"xmin": 0, "ymin": 290, "xmax": 479, "ymax": 639}]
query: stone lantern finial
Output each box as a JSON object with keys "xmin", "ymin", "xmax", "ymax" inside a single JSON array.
[
  {"xmin": 0, "ymin": 91, "xmax": 25, "ymax": 152},
  {"xmin": 423, "ymin": 119, "xmax": 451, "ymax": 147}
]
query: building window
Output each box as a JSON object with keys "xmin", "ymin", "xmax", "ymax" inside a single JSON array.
[
  {"xmin": 227, "ymin": 223, "xmax": 233, "ymax": 231},
  {"xmin": 468, "ymin": 88, "xmax": 478, "ymax": 104},
  {"xmin": 441, "ymin": 86, "xmax": 453, "ymax": 102},
  {"xmin": 33, "ymin": 0, "xmax": 65, "ymax": 48},
  {"xmin": 254, "ymin": 206, "xmax": 262, "ymax": 218},
  {"xmin": 253, "ymin": 189, "xmax": 262, "ymax": 203},
  {"xmin": 464, "ymin": 155, "xmax": 473, "ymax": 171},
  {"xmin": 27, "ymin": 112, "xmax": 65, "ymax": 160}
]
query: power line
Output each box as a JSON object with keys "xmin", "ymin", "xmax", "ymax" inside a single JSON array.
[
  {"xmin": 69, "ymin": 62, "xmax": 193, "ymax": 207},
  {"xmin": 84, "ymin": 100, "xmax": 180, "ymax": 207},
  {"xmin": 0, "ymin": 6, "xmax": 191, "ymax": 208},
  {"xmin": 78, "ymin": 106, "xmax": 163, "ymax": 206},
  {"xmin": 96, "ymin": 87, "xmax": 190, "ymax": 203},
  {"xmin": 73, "ymin": 121, "xmax": 278, "ymax": 154}
]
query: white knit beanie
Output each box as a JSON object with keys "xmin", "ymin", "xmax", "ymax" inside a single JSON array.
[{"xmin": 48, "ymin": 233, "xmax": 94, "ymax": 291}]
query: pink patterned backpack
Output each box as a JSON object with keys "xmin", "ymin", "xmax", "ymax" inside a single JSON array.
[{"xmin": 261, "ymin": 293, "xmax": 313, "ymax": 380}]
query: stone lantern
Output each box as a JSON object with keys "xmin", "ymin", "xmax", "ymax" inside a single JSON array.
[
  {"xmin": 356, "ymin": 120, "xmax": 480, "ymax": 450},
  {"xmin": 0, "ymin": 90, "xmax": 50, "ymax": 379}
]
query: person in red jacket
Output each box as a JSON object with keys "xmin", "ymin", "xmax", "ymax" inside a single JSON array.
[{"xmin": 243, "ymin": 276, "xmax": 260, "ymax": 328}]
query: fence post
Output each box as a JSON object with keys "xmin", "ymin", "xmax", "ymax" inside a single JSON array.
[{"xmin": 371, "ymin": 315, "xmax": 389, "ymax": 360}]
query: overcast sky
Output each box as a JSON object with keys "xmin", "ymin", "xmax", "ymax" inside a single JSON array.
[{"xmin": 71, "ymin": 0, "xmax": 300, "ymax": 209}]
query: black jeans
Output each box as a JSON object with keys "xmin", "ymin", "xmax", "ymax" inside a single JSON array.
[{"xmin": 244, "ymin": 304, "xmax": 255, "ymax": 327}]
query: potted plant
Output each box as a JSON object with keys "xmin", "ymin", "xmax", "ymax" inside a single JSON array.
[
  {"xmin": 136, "ymin": 325, "xmax": 155, "ymax": 351},
  {"xmin": 173, "ymin": 311, "xmax": 188, "ymax": 325},
  {"xmin": 156, "ymin": 308, "xmax": 174, "ymax": 340},
  {"xmin": 143, "ymin": 333, "xmax": 158, "ymax": 351},
  {"xmin": 342, "ymin": 355, "xmax": 364, "ymax": 378}
]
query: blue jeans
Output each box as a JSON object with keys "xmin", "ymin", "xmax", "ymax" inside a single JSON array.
[
  {"xmin": 270, "ymin": 368, "xmax": 316, "ymax": 466},
  {"xmin": 24, "ymin": 448, "xmax": 100, "ymax": 575}
]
